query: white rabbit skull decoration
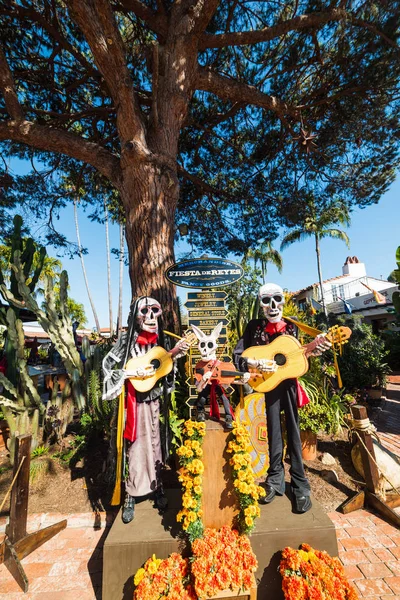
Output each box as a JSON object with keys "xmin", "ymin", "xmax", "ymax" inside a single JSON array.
[{"xmin": 191, "ymin": 322, "xmax": 223, "ymax": 360}]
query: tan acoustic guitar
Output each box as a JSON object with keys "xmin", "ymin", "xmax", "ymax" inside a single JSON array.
[
  {"xmin": 242, "ymin": 325, "xmax": 352, "ymax": 393},
  {"xmin": 125, "ymin": 331, "xmax": 197, "ymax": 393}
]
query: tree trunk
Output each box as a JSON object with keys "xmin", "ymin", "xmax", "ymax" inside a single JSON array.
[
  {"xmin": 122, "ymin": 162, "xmax": 181, "ymax": 333},
  {"xmin": 104, "ymin": 197, "xmax": 113, "ymax": 337},
  {"xmin": 73, "ymin": 198, "xmax": 102, "ymax": 333},
  {"xmin": 315, "ymin": 234, "xmax": 328, "ymax": 318},
  {"xmin": 117, "ymin": 221, "xmax": 124, "ymax": 335}
]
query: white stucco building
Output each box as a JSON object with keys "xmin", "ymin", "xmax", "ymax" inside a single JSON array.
[{"xmin": 293, "ymin": 256, "xmax": 398, "ymax": 332}]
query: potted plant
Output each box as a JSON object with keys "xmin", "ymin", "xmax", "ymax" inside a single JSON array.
[{"xmin": 298, "ymin": 401, "xmax": 330, "ymax": 460}]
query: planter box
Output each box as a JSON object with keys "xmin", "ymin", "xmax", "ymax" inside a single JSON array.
[{"xmin": 367, "ymin": 388, "xmax": 383, "ymax": 400}]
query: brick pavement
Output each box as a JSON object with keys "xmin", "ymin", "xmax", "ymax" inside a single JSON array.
[{"xmin": 0, "ymin": 507, "xmax": 399, "ymax": 599}]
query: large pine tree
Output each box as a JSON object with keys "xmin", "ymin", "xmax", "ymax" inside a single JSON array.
[{"xmin": 0, "ymin": 1, "xmax": 399, "ymax": 328}]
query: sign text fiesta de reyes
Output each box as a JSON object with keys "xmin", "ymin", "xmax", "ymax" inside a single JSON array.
[{"xmin": 165, "ymin": 258, "xmax": 244, "ymax": 289}]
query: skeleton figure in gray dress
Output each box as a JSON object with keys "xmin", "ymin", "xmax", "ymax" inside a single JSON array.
[{"xmin": 102, "ymin": 296, "xmax": 189, "ymax": 523}]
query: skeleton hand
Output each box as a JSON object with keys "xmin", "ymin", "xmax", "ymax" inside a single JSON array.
[
  {"xmin": 237, "ymin": 372, "xmax": 251, "ymax": 384},
  {"xmin": 305, "ymin": 334, "xmax": 332, "ymax": 357},
  {"xmin": 202, "ymin": 371, "xmax": 213, "ymax": 383},
  {"xmin": 247, "ymin": 358, "xmax": 278, "ymax": 373},
  {"xmin": 170, "ymin": 339, "xmax": 190, "ymax": 360},
  {"xmin": 125, "ymin": 365, "xmax": 156, "ymax": 378}
]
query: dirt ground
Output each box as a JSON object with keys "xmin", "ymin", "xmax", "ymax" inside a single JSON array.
[{"xmin": 0, "ymin": 428, "xmax": 360, "ymax": 518}]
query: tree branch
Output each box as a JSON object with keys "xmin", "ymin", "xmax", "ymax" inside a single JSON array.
[
  {"xmin": 0, "ymin": 47, "xmax": 24, "ymax": 121},
  {"xmin": 117, "ymin": 0, "xmax": 168, "ymax": 39},
  {"xmin": 0, "ymin": 5, "xmax": 99, "ymax": 78},
  {"xmin": 196, "ymin": 67, "xmax": 298, "ymax": 119},
  {"xmin": 0, "ymin": 120, "xmax": 122, "ymax": 188},
  {"xmin": 199, "ymin": 9, "xmax": 399, "ymax": 51},
  {"xmin": 178, "ymin": 165, "xmax": 234, "ymax": 201},
  {"xmin": 66, "ymin": 0, "xmax": 147, "ymax": 148},
  {"xmin": 199, "ymin": 9, "xmax": 348, "ymax": 49}
]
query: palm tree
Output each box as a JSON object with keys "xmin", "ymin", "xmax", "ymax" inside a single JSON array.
[
  {"xmin": 117, "ymin": 221, "xmax": 124, "ymax": 336},
  {"xmin": 104, "ymin": 197, "xmax": 113, "ymax": 337},
  {"xmin": 73, "ymin": 197, "xmax": 101, "ymax": 333},
  {"xmin": 246, "ymin": 240, "xmax": 283, "ymax": 283},
  {"xmin": 280, "ymin": 201, "xmax": 350, "ymax": 317}
]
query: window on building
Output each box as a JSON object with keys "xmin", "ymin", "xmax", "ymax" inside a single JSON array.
[
  {"xmin": 339, "ymin": 285, "xmax": 345, "ymax": 299},
  {"xmin": 331, "ymin": 285, "xmax": 338, "ymax": 301}
]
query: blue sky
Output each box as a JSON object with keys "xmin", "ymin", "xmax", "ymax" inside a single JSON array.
[{"xmin": 5, "ymin": 161, "xmax": 400, "ymax": 329}]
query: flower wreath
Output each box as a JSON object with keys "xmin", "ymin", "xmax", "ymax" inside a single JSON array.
[
  {"xmin": 280, "ymin": 544, "xmax": 359, "ymax": 600},
  {"xmin": 227, "ymin": 420, "xmax": 265, "ymax": 534},
  {"xmin": 176, "ymin": 419, "xmax": 206, "ymax": 541},
  {"xmin": 133, "ymin": 553, "xmax": 196, "ymax": 600},
  {"xmin": 191, "ymin": 526, "xmax": 258, "ymax": 599}
]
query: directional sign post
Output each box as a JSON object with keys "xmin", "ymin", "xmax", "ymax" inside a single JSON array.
[{"xmin": 185, "ymin": 289, "xmax": 232, "ymax": 408}]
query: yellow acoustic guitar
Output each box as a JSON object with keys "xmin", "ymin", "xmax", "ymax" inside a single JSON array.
[
  {"xmin": 125, "ymin": 331, "xmax": 197, "ymax": 393},
  {"xmin": 242, "ymin": 326, "xmax": 352, "ymax": 393}
]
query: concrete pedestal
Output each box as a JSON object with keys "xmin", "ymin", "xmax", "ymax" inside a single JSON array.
[{"xmin": 102, "ymin": 486, "xmax": 337, "ymax": 600}]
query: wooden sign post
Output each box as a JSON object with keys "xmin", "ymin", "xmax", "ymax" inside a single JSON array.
[
  {"xmin": 0, "ymin": 434, "xmax": 67, "ymax": 592},
  {"xmin": 340, "ymin": 405, "xmax": 400, "ymax": 527}
]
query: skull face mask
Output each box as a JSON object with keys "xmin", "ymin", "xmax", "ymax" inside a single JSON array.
[
  {"xmin": 259, "ymin": 283, "xmax": 285, "ymax": 323},
  {"xmin": 136, "ymin": 297, "xmax": 162, "ymax": 333}
]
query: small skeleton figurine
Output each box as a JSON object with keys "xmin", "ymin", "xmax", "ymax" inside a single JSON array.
[
  {"xmin": 234, "ymin": 283, "xmax": 331, "ymax": 514},
  {"xmin": 192, "ymin": 322, "xmax": 246, "ymax": 430},
  {"xmin": 102, "ymin": 296, "xmax": 189, "ymax": 524}
]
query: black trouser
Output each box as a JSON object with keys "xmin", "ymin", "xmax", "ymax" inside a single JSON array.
[
  {"xmin": 196, "ymin": 384, "xmax": 232, "ymax": 417},
  {"xmin": 265, "ymin": 379, "xmax": 310, "ymax": 498}
]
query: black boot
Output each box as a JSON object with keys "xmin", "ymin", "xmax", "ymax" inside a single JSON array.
[
  {"xmin": 122, "ymin": 494, "xmax": 135, "ymax": 524},
  {"xmin": 294, "ymin": 495, "xmax": 312, "ymax": 514},
  {"xmin": 225, "ymin": 414, "xmax": 234, "ymax": 430},
  {"xmin": 154, "ymin": 488, "xmax": 168, "ymax": 511},
  {"xmin": 197, "ymin": 409, "xmax": 206, "ymax": 423},
  {"xmin": 259, "ymin": 484, "xmax": 279, "ymax": 505}
]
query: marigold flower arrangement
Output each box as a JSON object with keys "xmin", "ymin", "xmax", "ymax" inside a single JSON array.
[
  {"xmin": 226, "ymin": 420, "xmax": 265, "ymax": 534},
  {"xmin": 133, "ymin": 552, "xmax": 196, "ymax": 600},
  {"xmin": 280, "ymin": 543, "xmax": 359, "ymax": 600},
  {"xmin": 191, "ymin": 526, "xmax": 258, "ymax": 599},
  {"xmin": 176, "ymin": 419, "xmax": 206, "ymax": 541}
]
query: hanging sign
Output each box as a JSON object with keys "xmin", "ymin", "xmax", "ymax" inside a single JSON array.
[
  {"xmin": 187, "ymin": 291, "xmax": 227, "ymax": 300},
  {"xmin": 165, "ymin": 258, "xmax": 244, "ymax": 289}
]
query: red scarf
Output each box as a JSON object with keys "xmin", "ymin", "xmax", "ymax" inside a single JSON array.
[
  {"xmin": 124, "ymin": 380, "xmax": 137, "ymax": 442},
  {"xmin": 136, "ymin": 330, "xmax": 158, "ymax": 345},
  {"xmin": 265, "ymin": 320, "xmax": 287, "ymax": 335}
]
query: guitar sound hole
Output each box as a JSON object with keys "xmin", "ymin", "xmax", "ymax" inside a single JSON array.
[
  {"xmin": 274, "ymin": 353, "xmax": 286, "ymax": 366},
  {"xmin": 150, "ymin": 359, "xmax": 161, "ymax": 370}
]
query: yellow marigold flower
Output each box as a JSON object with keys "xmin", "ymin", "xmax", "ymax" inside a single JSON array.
[
  {"xmin": 238, "ymin": 470, "xmax": 246, "ymax": 481},
  {"xmin": 258, "ymin": 486, "xmax": 266, "ymax": 497},
  {"xmin": 188, "ymin": 511, "xmax": 197, "ymax": 522},
  {"xmin": 308, "ymin": 552, "xmax": 317, "ymax": 562},
  {"xmin": 193, "ymin": 476, "xmax": 202, "ymax": 485},
  {"xmin": 245, "ymin": 516, "xmax": 253, "ymax": 527},
  {"xmin": 147, "ymin": 561, "xmax": 158, "ymax": 575},
  {"xmin": 194, "ymin": 485, "xmax": 202, "ymax": 495},
  {"xmin": 134, "ymin": 568, "xmax": 145, "ymax": 586},
  {"xmin": 298, "ymin": 550, "xmax": 309, "ymax": 562},
  {"xmin": 198, "ymin": 509, "xmax": 203, "ymax": 517}
]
